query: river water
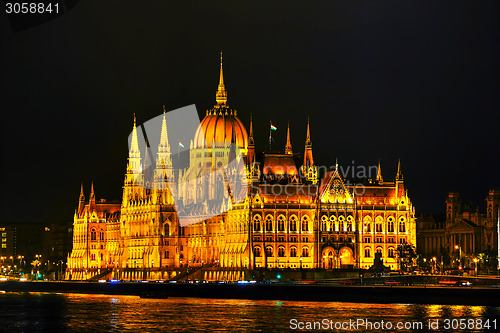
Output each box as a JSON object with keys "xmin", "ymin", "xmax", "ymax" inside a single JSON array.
[{"xmin": 0, "ymin": 292, "xmax": 499, "ymax": 332}]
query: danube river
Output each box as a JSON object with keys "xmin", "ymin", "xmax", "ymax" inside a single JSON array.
[{"xmin": 0, "ymin": 292, "xmax": 499, "ymax": 332}]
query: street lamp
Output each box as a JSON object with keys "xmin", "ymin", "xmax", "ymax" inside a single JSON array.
[
  {"xmin": 473, "ymin": 258, "xmax": 478, "ymax": 276},
  {"xmin": 455, "ymin": 245, "xmax": 462, "ymax": 267}
]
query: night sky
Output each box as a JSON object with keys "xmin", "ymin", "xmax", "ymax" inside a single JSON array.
[{"xmin": 2, "ymin": 1, "xmax": 500, "ymax": 224}]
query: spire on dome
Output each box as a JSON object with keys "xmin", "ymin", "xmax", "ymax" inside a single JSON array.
[
  {"xmin": 79, "ymin": 183, "xmax": 84, "ymax": 199},
  {"xmin": 215, "ymin": 51, "xmax": 227, "ymax": 105},
  {"xmin": 376, "ymin": 159, "xmax": 383, "ymax": 182},
  {"xmin": 285, "ymin": 122, "xmax": 293, "ymax": 155}
]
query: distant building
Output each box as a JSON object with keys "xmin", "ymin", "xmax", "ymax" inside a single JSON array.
[
  {"xmin": 417, "ymin": 190, "xmax": 500, "ymax": 265},
  {"xmin": 0, "ymin": 226, "xmax": 16, "ymax": 258}
]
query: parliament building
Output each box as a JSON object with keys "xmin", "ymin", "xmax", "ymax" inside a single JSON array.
[{"xmin": 67, "ymin": 57, "xmax": 417, "ymax": 281}]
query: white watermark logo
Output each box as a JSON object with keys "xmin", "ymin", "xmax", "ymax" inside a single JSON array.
[{"xmin": 128, "ymin": 105, "xmax": 248, "ymax": 227}]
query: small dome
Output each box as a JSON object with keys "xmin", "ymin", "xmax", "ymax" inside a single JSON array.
[{"xmin": 194, "ymin": 106, "xmax": 248, "ymax": 150}]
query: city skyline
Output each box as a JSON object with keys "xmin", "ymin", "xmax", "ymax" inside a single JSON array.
[{"xmin": 3, "ymin": 2, "xmax": 500, "ymax": 224}]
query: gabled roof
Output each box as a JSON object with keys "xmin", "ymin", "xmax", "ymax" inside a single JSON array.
[
  {"xmin": 319, "ymin": 168, "xmax": 353, "ymax": 204},
  {"xmin": 448, "ymin": 218, "xmax": 478, "ymax": 231}
]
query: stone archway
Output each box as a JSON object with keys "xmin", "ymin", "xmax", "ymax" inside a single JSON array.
[
  {"xmin": 321, "ymin": 247, "xmax": 337, "ymax": 270},
  {"xmin": 339, "ymin": 247, "xmax": 354, "ymax": 267}
]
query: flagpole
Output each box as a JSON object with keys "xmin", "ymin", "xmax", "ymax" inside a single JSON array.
[{"xmin": 269, "ymin": 121, "xmax": 272, "ymax": 151}]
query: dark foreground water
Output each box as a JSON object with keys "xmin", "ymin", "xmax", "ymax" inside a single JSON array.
[{"xmin": 0, "ymin": 292, "xmax": 499, "ymax": 332}]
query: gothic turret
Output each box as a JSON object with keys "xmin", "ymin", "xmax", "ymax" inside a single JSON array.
[
  {"xmin": 301, "ymin": 117, "xmax": 317, "ymax": 184},
  {"xmin": 285, "ymin": 122, "xmax": 293, "ymax": 155},
  {"xmin": 78, "ymin": 183, "xmax": 85, "ymax": 214}
]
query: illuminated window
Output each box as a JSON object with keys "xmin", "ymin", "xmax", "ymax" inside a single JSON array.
[
  {"xmin": 388, "ymin": 219, "xmax": 394, "ymax": 233},
  {"xmin": 364, "ymin": 248, "xmax": 371, "ymax": 257},
  {"xmin": 254, "ymin": 247, "xmax": 261, "ymax": 257},
  {"xmin": 99, "ymin": 229, "xmax": 104, "ymax": 241},
  {"xmin": 338, "ymin": 215, "xmax": 345, "ymax": 232},
  {"xmin": 364, "ymin": 237, "xmax": 371, "ymax": 243},
  {"xmin": 302, "ymin": 247, "xmax": 309, "ymax": 257},
  {"xmin": 90, "ymin": 228, "xmax": 96, "ymax": 241},
  {"xmin": 388, "ymin": 248, "xmax": 394, "ymax": 258},
  {"xmin": 321, "ymin": 215, "xmax": 328, "ymax": 231},
  {"xmin": 164, "ymin": 224, "xmax": 170, "ymax": 236},
  {"xmin": 399, "ymin": 217, "xmax": 406, "ymax": 232},
  {"xmin": 253, "ymin": 215, "xmax": 261, "ymax": 232},
  {"xmin": 278, "ymin": 246, "xmax": 285, "ymax": 257},
  {"xmin": 277, "ymin": 215, "xmax": 285, "ymax": 231},
  {"xmin": 363, "ymin": 216, "xmax": 372, "ymax": 233},
  {"xmin": 301, "ymin": 216, "xmax": 309, "ymax": 232},
  {"xmin": 330, "ymin": 215, "xmax": 337, "ymax": 231},
  {"xmin": 1, "ymin": 244, "xmax": 6, "ymax": 248},
  {"xmin": 265, "ymin": 246, "xmax": 273, "ymax": 257},
  {"xmin": 265, "ymin": 215, "xmax": 273, "ymax": 232},
  {"xmin": 290, "ymin": 247, "xmax": 297, "ymax": 257},
  {"xmin": 289, "ymin": 216, "xmax": 297, "ymax": 231}
]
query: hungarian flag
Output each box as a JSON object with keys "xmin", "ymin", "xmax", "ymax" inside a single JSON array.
[
  {"xmin": 179, "ymin": 141, "xmax": 185, "ymax": 148},
  {"xmin": 270, "ymin": 123, "xmax": 277, "ymax": 131}
]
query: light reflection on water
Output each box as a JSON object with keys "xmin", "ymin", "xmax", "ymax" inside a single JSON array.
[{"xmin": 0, "ymin": 292, "xmax": 498, "ymax": 332}]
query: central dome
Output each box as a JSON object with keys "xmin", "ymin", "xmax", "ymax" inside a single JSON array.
[
  {"xmin": 194, "ymin": 106, "xmax": 248, "ymax": 150},
  {"xmin": 193, "ymin": 52, "xmax": 248, "ymax": 151}
]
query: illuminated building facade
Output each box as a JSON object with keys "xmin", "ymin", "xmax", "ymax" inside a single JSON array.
[
  {"xmin": 417, "ymin": 191, "xmax": 500, "ymax": 265},
  {"xmin": 67, "ymin": 57, "xmax": 416, "ymax": 280}
]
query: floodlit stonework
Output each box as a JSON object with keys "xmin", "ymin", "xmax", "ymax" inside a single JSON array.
[{"xmin": 67, "ymin": 56, "xmax": 416, "ymax": 281}]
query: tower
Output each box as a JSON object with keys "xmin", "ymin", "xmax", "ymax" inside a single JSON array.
[
  {"xmin": 376, "ymin": 159, "xmax": 383, "ymax": 183},
  {"xmin": 89, "ymin": 182, "xmax": 96, "ymax": 212},
  {"xmin": 285, "ymin": 122, "xmax": 293, "ymax": 155},
  {"xmin": 300, "ymin": 117, "xmax": 318, "ymax": 184},
  {"xmin": 446, "ymin": 192, "xmax": 462, "ymax": 221},
  {"xmin": 123, "ymin": 115, "xmax": 143, "ymax": 204},
  {"xmin": 78, "ymin": 183, "xmax": 85, "ymax": 214}
]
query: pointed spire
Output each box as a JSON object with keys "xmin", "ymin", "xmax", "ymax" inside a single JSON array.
[
  {"xmin": 215, "ymin": 51, "xmax": 227, "ymax": 105},
  {"xmin": 376, "ymin": 159, "xmax": 383, "ymax": 182},
  {"xmin": 249, "ymin": 114, "xmax": 253, "ymax": 137},
  {"xmin": 306, "ymin": 116, "xmax": 311, "ymax": 143},
  {"xmin": 335, "ymin": 158, "xmax": 339, "ymax": 171},
  {"xmin": 89, "ymin": 182, "xmax": 96, "ymax": 211},
  {"xmin": 303, "ymin": 116, "xmax": 314, "ymax": 167},
  {"xmin": 285, "ymin": 122, "xmax": 293, "ymax": 155},
  {"xmin": 78, "ymin": 183, "xmax": 85, "ymax": 214},
  {"xmin": 396, "ymin": 159, "xmax": 403, "ymax": 180},
  {"xmin": 159, "ymin": 107, "xmax": 170, "ymax": 153},
  {"xmin": 130, "ymin": 114, "xmax": 140, "ymax": 157}
]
